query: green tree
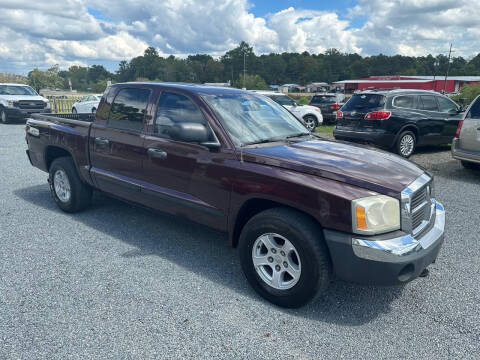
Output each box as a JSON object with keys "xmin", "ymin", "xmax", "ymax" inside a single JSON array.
[
  {"xmin": 452, "ymin": 83, "xmax": 480, "ymax": 105},
  {"xmin": 27, "ymin": 65, "xmax": 64, "ymax": 92},
  {"xmin": 237, "ymin": 74, "xmax": 268, "ymax": 90}
]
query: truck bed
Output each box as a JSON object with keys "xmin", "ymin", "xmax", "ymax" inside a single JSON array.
[{"xmin": 26, "ymin": 113, "xmax": 95, "ymax": 186}]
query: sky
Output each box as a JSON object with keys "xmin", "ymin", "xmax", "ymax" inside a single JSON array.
[{"xmin": 0, "ymin": 0, "xmax": 478, "ymax": 75}]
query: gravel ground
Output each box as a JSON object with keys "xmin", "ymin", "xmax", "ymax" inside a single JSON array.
[{"xmin": 1, "ymin": 123, "xmax": 479, "ymax": 359}]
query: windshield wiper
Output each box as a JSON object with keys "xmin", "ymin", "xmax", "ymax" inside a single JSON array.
[{"xmin": 285, "ymin": 132, "xmax": 311, "ymax": 139}]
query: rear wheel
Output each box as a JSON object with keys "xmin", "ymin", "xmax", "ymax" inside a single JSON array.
[
  {"xmin": 303, "ymin": 115, "xmax": 317, "ymax": 131},
  {"xmin": 396, "ymin": 131, "xmax": 416, "ymax": 158},
  {"xmin": 49, "ymin": 157, "xmax": 92, "ymax": 212},
  {"xmin": 1, "ymin": 109, "xmax": 10, "ymax": 124},
  {"xmin": 72, "ymin": 107, "xmax": 77, "ymax": 114},
  {"xmin": 239, "ymin": 208, "xmax": 331, "ymax": 308}
]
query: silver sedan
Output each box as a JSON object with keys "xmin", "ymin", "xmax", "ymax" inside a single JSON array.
[{"xmin": 452, "ymin": 95, "xmax": 480, "ymax": 168}]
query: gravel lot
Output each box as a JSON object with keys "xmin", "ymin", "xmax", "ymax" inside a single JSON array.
[{"xmin": 1, "ymin": 123, "xmax": 479, "ymax": 359}]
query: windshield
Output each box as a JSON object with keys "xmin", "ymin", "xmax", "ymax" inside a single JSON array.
[
  {"xmin": 0, "ymin": 85, "xmax": 38, "ymax": 96},
  {"xmin": 342, "ymin": 94, "xmax": 385, "ymax": 111},
  {"xmin": 203, "ymin": 93, "xmax": 308, "ymax": 146},
  {"xmin": 267, "ymin": 95, "xmax": 296, "ymax": 106}
]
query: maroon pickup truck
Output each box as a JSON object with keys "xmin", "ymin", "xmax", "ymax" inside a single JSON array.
[{"xmin": 25, "ymin": 82, "xmax": 446, "ymax": 308}]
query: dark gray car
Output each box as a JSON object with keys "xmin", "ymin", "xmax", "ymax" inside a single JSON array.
[{"xmin": 452, "ymin": 95, "xmax": 480, "ymax": 168}]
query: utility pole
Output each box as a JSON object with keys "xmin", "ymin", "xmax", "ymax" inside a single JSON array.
[
  {"xmin": 243, "ymin": 51, "xmax": 246, "ymax": 90},
  {"xmin": 443, "ymin": 43, "xmax": 452, "ymax": 93}
]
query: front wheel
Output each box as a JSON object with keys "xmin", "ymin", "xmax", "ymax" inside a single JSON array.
[
  {"xmin": 239, "ymin": 208, "xmax": 331, "ymax": 308},
  {"xmin": 303, "ymin": 115, "xmax": 317, "ymax": 131},
  {"xmin": 1, "ymin": 109, "xmax": 10, "ymax": 124},
  {"xmin": 396, "ymin": 131, "xmax": 416, "ymax": 158},
  {"xmin": 49, "ymin": 157, "xmax": 92, "ymax": 212}
]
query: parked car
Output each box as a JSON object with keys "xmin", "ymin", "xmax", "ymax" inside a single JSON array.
[
  {"xmin": 452, "ymin": 95, "xmax": 480, "ymax": 168},
  {"xmin": 25, "ymin": 82, "xmax": 445, "ymax": 308},
  {"xmin": 72, "ymin": 94, "xmax": 102, "ymax": 114},
  {"xmin": 253, "ymin": 91, "xmax": 323, "ymax": 131},
  {"xmin": 334, "ymin": 89, "xmax": 464, "ymax": 157},
  {"xmin": 309, "ymin": 93, "xmax": 344, "ymax": 124},
  {"xmin": 0, "ymin": 83, "xmax": 50, "ymax": 123}
]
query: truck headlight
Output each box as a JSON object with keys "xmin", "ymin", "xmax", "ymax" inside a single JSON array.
[
  {"xmin": 7, "ymin": 100, "xmax": 15, "ymax": 107},
  {"xmin": 352, "ymin": 195, "xmax": 400, "ymax": 235},
  {"xmin": 45, "ymin": 101, "xmax": 51, "ymax": 109}
]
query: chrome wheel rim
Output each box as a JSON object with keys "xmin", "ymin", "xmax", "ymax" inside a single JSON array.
[
  {"xmin": 304, "ymin": 117, "xmax": 315, "ymax": 131},
  {"xmin": 252, "ymin": 233, "xmax": 301, "ymax": 290},
  {"xmin": 400, "ymin": 134, "xmax": 414, "ymax": 156},
  {"xmin": 53, "ymin": 170, "xmax": 71, "ymax": 203}
]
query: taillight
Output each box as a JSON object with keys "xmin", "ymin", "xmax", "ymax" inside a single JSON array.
[
  {"xmin": 364, "ymin": 111, "xmax": 391, "ymax": 120},
  {"xmin": 330, "ymin": 104, "xmax": 341, "ymax": 110},
  {"xmin": 336, "ymin": 110, "xmax": 343, "ymax": 119},
  {"xmin": 455, "ymin": 119, "xmax": 464, "ymax": 138}
]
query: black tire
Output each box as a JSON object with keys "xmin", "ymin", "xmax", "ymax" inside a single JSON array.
[
  {"xmin": 49, "ymin": 157, "xmax": 92, "ymax": 213},
  {"xmin": 461, "ymin": 161, "xmax": 479, "ymax": 170},
  {"xmin": 396, "ymin": 130, "xmax": 416, "ymax": 158},
  {"xmin": 303, "ymin": 115, "xmax": 318, "ymax": 131},
  {"xmin": 239, "ymin": 207, "xmax": 331, "ymax": 308},
  {"xmin": 1, "ymin": 109, "xmax": 10, "ymax": 124},
  {"xmin": 72, "ymin": 108, "xmax": 77, "ymax": 114}
]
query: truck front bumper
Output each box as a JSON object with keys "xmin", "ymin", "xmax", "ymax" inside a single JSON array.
[
  {"xmin": 5, "ymin": 107, "xmax": 51, "ymax": 120},
  {"xmin": 323, "ymin": 201, "xmax": 445, "ymax": 285}
]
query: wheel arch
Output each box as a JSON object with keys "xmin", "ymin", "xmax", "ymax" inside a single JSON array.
[
  {"xmin": 395, "ymin": 124, "xmax": 419, "ymax": 143},
  {"xmin": 230, "ymin": 197, "xmax": 324, "ymax": 248},
  {"xmin": 44, "ymin": 145, "xmax": 74, "ymax": 171}
]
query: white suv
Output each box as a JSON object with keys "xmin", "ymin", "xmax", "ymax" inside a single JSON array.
[
  {"xmin": 0, "ymin": 83, "xmax": 50, "ymax": 123},
  {"xmin": 253, "ymin": 91, "xmax": 323, "ymax": 131}
]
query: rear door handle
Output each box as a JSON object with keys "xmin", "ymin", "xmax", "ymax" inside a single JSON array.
[
  {"xmin": 94, "ymin": 137, "xmax": 110, "ymax": 146},
  {"xmin": 147, "ymin": 148, "xmax": 167, "ymax": 159}
]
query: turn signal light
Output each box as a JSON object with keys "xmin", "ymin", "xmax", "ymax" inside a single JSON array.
[
  {"xmin": 364, "ymin": 111, "xmax": 391, "ymax": 120},
  {"xmin": 336, "ymin": 110, "xmax": 343, "ymax": 119},
  {"xmin": 355, "ymin": 206, "xmax": 367, "ymax": 230},
  {"xmin": 455, "ymin": 119, "xmax": 464, "ymax": 138}
]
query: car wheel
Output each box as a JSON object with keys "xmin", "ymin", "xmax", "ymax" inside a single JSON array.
[
  {"xmin": 239, "ymin": 208, "xmax": 331, "ymax": 308},
  {"xmin": 396, "ymin": 131, "xmax": 416, "ymax": 158},
  {"xmin": 461, "ymin": 161, "xmax": 479, "ymax": 170},
  {"xmin": 1, "ymin": 109, "xmax": 10, "ymax": 124},
  {"xmin": 72, "ymin": 107, "xmax": 77, "ymax": 114},
  {"xmin": 49, "ymin": 157, "xmax": 92, "ymax": 213},
  {"xmin": 303, "ymin": 115, "xmax": 317, "ymax": 131},
  {"xmin": 91, "ymin": 107, "xmax": 96, "ymax": 114}
]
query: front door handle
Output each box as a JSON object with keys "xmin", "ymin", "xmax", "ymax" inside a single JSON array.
[
  {"xmin": 147, "ymin": 148, "xmax": 167, "ymax": 159},
  {"xmin": 94, "ymin": 137, "xmax": 110, "ymax": 146}
]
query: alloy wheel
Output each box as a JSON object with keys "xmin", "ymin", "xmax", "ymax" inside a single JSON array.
[
  {"xmin": 252, "ymin": 233, "xmax": 301, "ymax": 290},
  {"xmin": 400, "ymin": 134, "xmax": 415, "ymax": 157},
  {"xmin": 53, "ymin": 169, "xmax": 72, "ymax": 203}
]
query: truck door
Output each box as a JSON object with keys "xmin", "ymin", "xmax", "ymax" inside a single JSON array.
[
  {"xmin": 139, "ymin": 90, "xmax": 231, "ymax": 231},
  {"xmin": 89, "ymin": 86, "xmax": 153, "ymax": 202}
]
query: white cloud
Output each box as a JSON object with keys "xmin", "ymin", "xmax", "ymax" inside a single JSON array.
[{"xmin": 0, "ymin": 0, "xmax": 478, "ymax": 74}]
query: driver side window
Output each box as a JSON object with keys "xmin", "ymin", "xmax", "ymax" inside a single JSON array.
[{"xmin": 154, "ymin": 92, "xmax": 211, "ymax": 141}]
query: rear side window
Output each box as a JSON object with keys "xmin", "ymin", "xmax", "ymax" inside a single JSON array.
[
  {"xmin": 342, "ymin": 94, "xmax": 385, "ymax": 111},
  {"xmin": 108, "ymin": 88, "xmax": 150, "ymax": 132},
  {"xmin": 467, "ymin": 97, "xmax": 480, "ymax": 119},
  {"xmin": 437, "ymin": 96, "xmax": 458, "ymax": 113},
  {"xmin": 154, "ymin": 92, "xmax": 207, "ymax": 139},
  {"xmin": 393, "ymin": 95, "xmax": 415, "ymax": 109},
  {"xmin": 418, "ymin": 96, "xmax": 438, "ymax": 111}
]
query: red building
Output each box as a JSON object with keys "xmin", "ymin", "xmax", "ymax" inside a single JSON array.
[{"xmin": 334, "ymin": 75, "xmax": 480, "ymax": 93}]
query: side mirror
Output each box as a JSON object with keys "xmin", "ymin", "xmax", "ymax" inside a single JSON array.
[{"xmin": 169, "ymin": 122, "xmax": 220, "ymax": 149}]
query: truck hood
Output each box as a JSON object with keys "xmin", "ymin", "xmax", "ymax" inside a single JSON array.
[
  {"xmin": 0, "ymin": 95, "xmax": 48, "ymax": 102},
  {"xmin": 243, "ymin": 138, "xmax": 425, "ymax": 196}
]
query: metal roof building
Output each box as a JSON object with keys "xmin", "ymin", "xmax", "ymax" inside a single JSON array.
[{"xmin": 333, "ymin": 76, "xmax": 480, "ymax": 93}]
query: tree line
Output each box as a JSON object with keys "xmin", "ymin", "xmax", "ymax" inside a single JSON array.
[{"xmin": 26, "ymin": 41, "xmax": 480, "ymax": 92}]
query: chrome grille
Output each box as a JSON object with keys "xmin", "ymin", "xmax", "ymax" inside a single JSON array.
[
  {"xmin": 14, "ymin": 100, "xmax": 46, "ymax": 110},
  {"xmin": 401, "ymin": 174, "xmax": 434, "ymax": 236}
]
